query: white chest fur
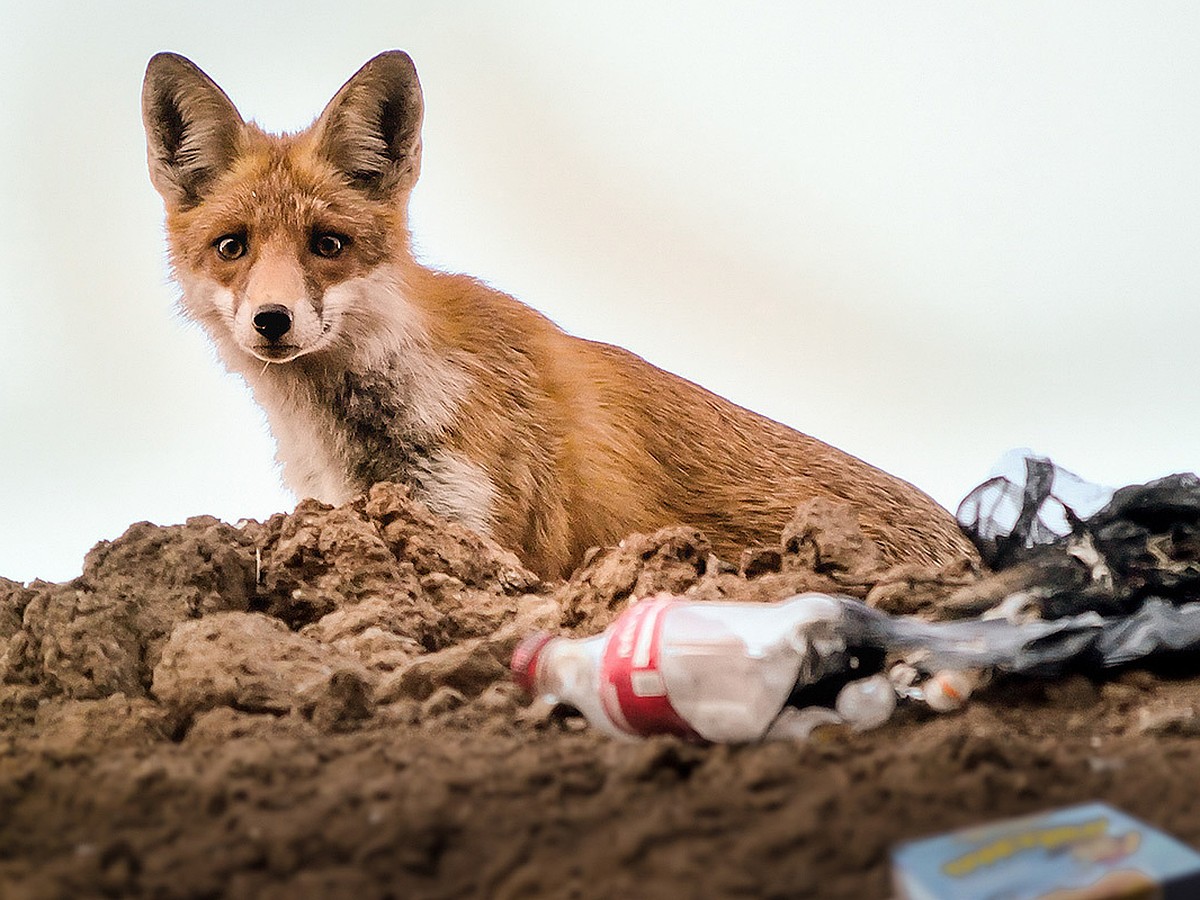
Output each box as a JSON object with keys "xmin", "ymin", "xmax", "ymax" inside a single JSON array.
[{"xmin": 205, "ymin": 270, "xmax": 496, "ymax": 535}]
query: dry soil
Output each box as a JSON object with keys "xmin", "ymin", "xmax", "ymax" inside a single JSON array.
[{"xmin": 3, "ymin": 484, "xmax": 1200, "ymax": 899}]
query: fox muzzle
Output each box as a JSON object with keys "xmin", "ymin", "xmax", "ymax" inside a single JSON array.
[{"xmin": 252, "ymin": 304, "xmax": 294, "ymax": 342}]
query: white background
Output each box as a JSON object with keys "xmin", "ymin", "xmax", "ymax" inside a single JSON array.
[{"xmin": 3, "ymin": 2, "xmax": 1198, "ymax": 583}]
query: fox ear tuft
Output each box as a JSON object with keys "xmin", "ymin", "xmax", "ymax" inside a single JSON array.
[
  {"xmin": 142, "ymin": 53, "xmax": 243, "ymax": 209},
  {"xmin": 314, "ymin": 51, "xmax": 424, "ymax": 195}
]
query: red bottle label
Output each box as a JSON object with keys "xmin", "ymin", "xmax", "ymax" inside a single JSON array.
[{"xmin": 599, "ymin": 597, "xmax": 701, "ymax": 740}]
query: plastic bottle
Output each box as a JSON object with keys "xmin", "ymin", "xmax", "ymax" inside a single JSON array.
[{"xmin": 511, "ymin": 593, "xmax": 871, "ymax": 743}]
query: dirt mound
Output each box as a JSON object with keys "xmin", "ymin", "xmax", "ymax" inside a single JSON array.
[{"xmin": 3, "ymin": 486, "xmax": 1200, "ymax": 899}]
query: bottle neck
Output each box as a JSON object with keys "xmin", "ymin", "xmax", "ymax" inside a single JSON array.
[{"xmin": 533, "ymin": 635, "xmax": 603, "ymax": 705}]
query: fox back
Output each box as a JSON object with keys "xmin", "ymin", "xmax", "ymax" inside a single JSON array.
[{"xmin": 142, "ymin": 51, "xmax": 976, "ymax": 579}]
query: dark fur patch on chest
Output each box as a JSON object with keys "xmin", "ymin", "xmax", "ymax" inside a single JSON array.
[{"xmin": 321, "ymin": 360, "xmax": 437, "ymax": 488}]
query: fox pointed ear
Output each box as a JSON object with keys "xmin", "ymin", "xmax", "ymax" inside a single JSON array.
[
  {"xmin": 142, "ymin": 53, "xmax": 243, "ymax": 208},
  {"xmin": 313, "ymin": 51, "xmax": 424, "ymax": 196}
]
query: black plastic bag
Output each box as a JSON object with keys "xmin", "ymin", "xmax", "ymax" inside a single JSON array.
[{"xmin": 954, "ymin": 451, "xmax": 1200, "ymax": 619}]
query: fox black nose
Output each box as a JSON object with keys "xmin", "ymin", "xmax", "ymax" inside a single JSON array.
[{"xmin": 252, "ymin": 305, "xmax": 293, "ymax": 342}]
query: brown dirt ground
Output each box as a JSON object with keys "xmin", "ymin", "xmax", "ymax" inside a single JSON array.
[{"xmin": 3, "ymin": 483, "xmax": 1200, "ymax": 900}]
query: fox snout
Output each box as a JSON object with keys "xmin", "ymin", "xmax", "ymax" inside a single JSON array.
[
  {"xmin": 217, "ymin": 243, "xmax": 332, "ymax": 363},
  {"xmin": 237, "ymin": 302, "xmax": 309, "ymax": 362},
  {"xmin": 252, "ymin": 305, "xmax": 294, "ymax": 342},
  {"xmin": 237, "ymin": 291, "xmax": 325, "ymax": 364}
]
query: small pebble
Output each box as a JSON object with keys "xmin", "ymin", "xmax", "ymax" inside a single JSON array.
[
  {"xmin": 835, "ymin": 674, "xmax": 897, "ymax": 732},
  {"xmin": 420, "ymin": 685, "xmax": 466, "ymax": 719},
  {"xmin": 765, "ymin": 706, "xmax": 845, "ymax": 741},
  {"xmin": 1135, "ymin": 705, "xmax": 1200, "ymax": 737},
  {"xmin": 924, "ymin": 670, "xmax": 975, "ymax": 712}
]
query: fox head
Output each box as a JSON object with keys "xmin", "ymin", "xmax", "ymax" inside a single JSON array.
[{"xmin": 142, "ymin": 52, "xmax": 424, "ymax": 364}]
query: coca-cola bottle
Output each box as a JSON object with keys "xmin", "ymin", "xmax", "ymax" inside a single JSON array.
[{"xmin": 511, "ymin": 593, "xmax": 881, "ymax": 742}]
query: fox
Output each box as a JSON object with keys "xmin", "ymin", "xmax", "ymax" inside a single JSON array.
[{"xmin": 141, "ymin": 50, "xmax": 976, "ymax": 580}]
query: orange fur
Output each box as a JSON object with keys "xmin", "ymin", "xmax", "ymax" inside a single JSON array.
[{"xmin": 143, "ymin": 51, "xmax": 977, "ymax": 579}]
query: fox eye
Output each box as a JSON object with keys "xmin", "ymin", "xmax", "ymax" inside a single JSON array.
[
  {"xmin": 311, "ymin": 233, "xmax": 346, "ymax": 259},
  {"xmin": 214, "ymin": 235, "xmax": 246, "ymax": 261}
]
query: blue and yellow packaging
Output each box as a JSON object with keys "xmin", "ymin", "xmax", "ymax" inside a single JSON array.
[{"xmin": 891, "ymin": 802, "xmax": 1200, "ymax": 899}]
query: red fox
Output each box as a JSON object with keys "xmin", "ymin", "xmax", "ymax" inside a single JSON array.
[{"xmin": 142, "ymin": 51, "xmax": 975, "ymax": 579}]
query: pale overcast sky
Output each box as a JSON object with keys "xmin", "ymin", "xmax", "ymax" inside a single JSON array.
[{"xmin": 3, "ymin": 2, "xmax": 1199, "ymax": 583}]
